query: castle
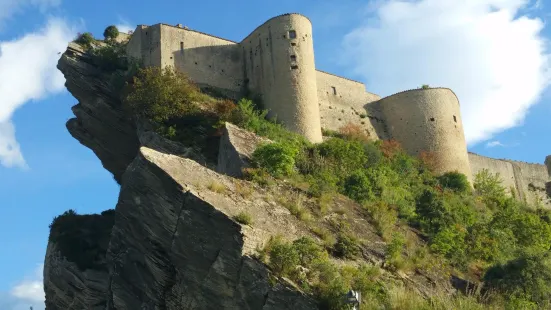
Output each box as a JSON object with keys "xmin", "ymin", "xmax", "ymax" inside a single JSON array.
[{"xmin": 124, "ymin": 13, "xmax": 551, "ymax": 208}]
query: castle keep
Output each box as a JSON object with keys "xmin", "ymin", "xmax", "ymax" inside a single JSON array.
[{"xmin": 125, "ymin": 13, "xmax": 551, "ymax": 207}]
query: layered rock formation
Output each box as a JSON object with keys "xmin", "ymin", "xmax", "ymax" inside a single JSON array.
[{"xmin": 46, "ymin": 42, "xmax": 318, "ymax": 310}]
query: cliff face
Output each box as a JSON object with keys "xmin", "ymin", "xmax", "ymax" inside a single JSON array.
[{"xmin": 45, "ymin": 43, "xmax": 318, "ymax": 310}]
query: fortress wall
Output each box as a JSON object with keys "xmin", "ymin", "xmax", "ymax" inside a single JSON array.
[
  {"xmin": 508, "ymin": 160, "xmax": 550, "ymax": 208},
  {"xmin": 468, "ymin": 153, "xmax": 551, "ymax": 208},
  {"xmin": 379, "ymin": 88, "xmax": 472, "ymax": 183},
  {"xmin": 468, "ymin": 153, "xmax": 519, "ymax": 197},
  {"xmin": 316, "ymin": 70, "xmax": 383, "ymax": 140},
  {"xmin": 159, "ymin": 25, "xmax": 244, "ymax": 95},
  {"xmin": 125, "ymin": 25, "xmax": 162, "ymax": 67},
  {"xmin": 240, "ymin": 13, "xmax": 322, "ymax": 142}
]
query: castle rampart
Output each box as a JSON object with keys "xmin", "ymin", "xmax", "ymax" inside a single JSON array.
[
  {"xmin": 378, "ymin": 88, "xmax": 472, "ymax": 183},
  {"xmin": 124, "ymin": 14, "xmax": 551, "ymax": 208},
  {"xmin": 240, "ymin": 14, "xmax": 322, "ymax": 142},
  {"xmin": 469, "ymin": 152, "xmax": 551, "ymax": 208}
]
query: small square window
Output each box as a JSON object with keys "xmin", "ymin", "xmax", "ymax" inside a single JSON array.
[
  {"xmin": 289, "ymin": 30, "xmax": 297, "ymax": 39},
  {"xmin": 291, "ymin": 65, "xmax": 299, "ymax": 70},
  {"xmin": 430, "ymin": 117, "xmax": 435, "ymax": 121},
  {"xmin": 291, "ymin": 42, "xmax": 296, "ymax": 46},
  {"xmin": 331, "ymin": 86, "xmax": 337, "ymax": 95},
  {"xmin": 290, "ymin": 55, "xmax": 297, "ymax": 62},
  {"xmin": 180, "ymin": 42, "xmax": 184, "ymax": 53},
  {"xmin": 453, "ymin": 115, "xmax": 457, "ymax": 122}
]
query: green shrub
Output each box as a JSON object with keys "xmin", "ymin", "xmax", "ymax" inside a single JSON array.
[
  {"xmin": 103, "ymin": 25, "xmax": 119, "ymax": 41},
  {"xmin": 123, "ymin": 66, "xmax": 202, "ymax": 123},
  {"xmin": 252, "ymin": 142, "xmax": 299, "ymax": 177},
  {"xmin": 233, "ymin": 211, "xmax": 253, "ymax": 225},
  {"xmin": 268, "ymin": 237, "xmax": 300, "ymax": 277},
  {"xmin": 437, "ymin": 171, "xmax": 471, "ymax": 193},
  {"xmin": 474, "ymin": 169, "xmax": 507, "ymax": 208},
  {"xmin": 48, "ymin": 209, "xmax": 115, "ymax": 271},
  {"xmin": 333, "ymin": 233, "xmax": 361, "ymax": 259},
  {"xmin": 74, "ymin": 32, "xmax": 95, "ymax": 49},
  {"xmin": 484, "ymin": 252, "xmax": 551, "ymax": 306},
  {"xmin": 386, "ymin": 232, "xmax": 405, "ymax": 269},
  {"xmin": 91, "ymin": 41, "xmax": 128, "ymax": 71}
]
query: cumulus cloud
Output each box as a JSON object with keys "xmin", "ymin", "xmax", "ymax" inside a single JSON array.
[
  {"xmin": 341, "ymin": 0, "xmax": 551, "ymax": 146},
  {"xmin": 0, "ymin": 264, "xmax": 45, "ymax": 310},
  {"xmin": 0, "ymin": 18, "xmax": 74, "ymax": 168}
]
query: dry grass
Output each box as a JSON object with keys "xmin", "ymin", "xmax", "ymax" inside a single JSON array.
[
  {"xmin": 207, "ymin": 180, "xmax": 227, "ymax": 194},
  {"xmin": 234, "ymin": 180, "xmax": 253, "ymax": 199},
  {"xmin": 233, "ymin": 211, "xmax": 253, "ymax": 225}
]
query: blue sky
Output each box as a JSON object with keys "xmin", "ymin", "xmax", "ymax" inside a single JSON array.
[{"xmin": 0, "ymin": 0, "xmax": 550, "ymax": 308}]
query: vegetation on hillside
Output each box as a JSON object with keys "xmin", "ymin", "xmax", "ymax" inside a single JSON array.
[{"xmin": 51, "ymin": 41, "xmax": 551, "ymax": 309}]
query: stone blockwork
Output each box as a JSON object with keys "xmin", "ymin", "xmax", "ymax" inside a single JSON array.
[
  {"xmin": 469, "ymin": 153, "xmax": 551, "ymax": 208},
  {"xmin": 378, "ymin": 88, "xmax": 472, "ymax": 184},
  {"xmin": 123, "ymin": 13, "xmax": 550, "ymax": 204}
]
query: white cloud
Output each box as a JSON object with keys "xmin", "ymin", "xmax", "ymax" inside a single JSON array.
[
  {"xmin": 341, "ymin": 0, "xmax": 551, "ymax": 146},
  {"xmin": 116, "ymin": 23, "xmax": 134, "ymax": 34},
  {"xmin": 0, "ymin": 18, "xmax": 74, "ymax": 168},
  {"xmin": 0, "ymin": 264, "xmax": 45, "ymax": 310},
  {"xmin": 486, "ymin": 140, "xmax": 505, "ymax": 147}
]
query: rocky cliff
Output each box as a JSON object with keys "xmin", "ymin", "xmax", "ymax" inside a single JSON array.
[{"xmin": 44, "ymin": 43, "xmax": 461, "ymax": 310}]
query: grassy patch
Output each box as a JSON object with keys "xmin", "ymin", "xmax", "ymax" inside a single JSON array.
[{"xmin": 233, "ymin": 211, "xmax": 253, "ymax": 225}]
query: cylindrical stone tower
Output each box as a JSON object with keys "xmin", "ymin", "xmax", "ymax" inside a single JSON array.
[
  {"xmin": 240, "ymin": 13, "xmax": 323, "ymax": 143},
  {"xmin": 378, "ymin": 88, "xmax": 473, "ymax": 184}
]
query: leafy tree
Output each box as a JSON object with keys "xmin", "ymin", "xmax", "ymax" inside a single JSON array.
[
  {"xmin": 252, "ymin": 142, "xmax": 299, "ymax": 177},
  {"xmin": 123, "ymin": 66, "xmax": 202, "ymax": 123},
  {"xmin": 103, "ymin": 25, "xmax": 119, "ymax": 41},
  {"xmin": 74, "ymin": 32, "xmax": 94, "ymax": 49},
  {"xmin": 484, "ymin": 252, "xmax": 551, "ymax": 306},
  {"xmin": 437, "ymin": 171, "xmax": 471, "ymax": 193}
]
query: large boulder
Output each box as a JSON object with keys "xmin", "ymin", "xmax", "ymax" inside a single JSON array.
[
  {"xmin": 105, "ymin": 147, "xmax": 317, "ymax": 309},
  {"xmin": 216, "ymin": 122, "xmax": 271, "ymax": 178}
]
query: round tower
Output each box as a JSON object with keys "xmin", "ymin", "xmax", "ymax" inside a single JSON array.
[
  {"xmin": 378, "ymin": 88, "xmax": 472, "ymax": 183},
  {"xmin": 240, "ymin": 14, "xmax": 322, "ymax": 143}
]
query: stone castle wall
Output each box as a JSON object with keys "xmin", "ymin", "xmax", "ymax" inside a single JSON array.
[
  {"xmin": 240, "ymin": 14, "xmax": 322, "ymax": 142},
  {"xmin": 124, "ymin": 15, "xmax": 550, "ymax": 208},
  {"xmin": 378, "ymin": 88, "xmax": 472, "ymax": 183},
  {"xmin": 469, "ymin": 153, "xmax": 551, "ymax": 208}
]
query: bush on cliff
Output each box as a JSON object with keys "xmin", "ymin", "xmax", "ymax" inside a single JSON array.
[
  {"xmin": 48, "ymin": 209, "xmax": 115, "ymax": 271},
  {"xmin": 103, "ymin": 25, "xmax": 119, "ymax": 41},
  {"xmin": 74, "ymin": 32, "xmax": 95, "ymax": 49}
]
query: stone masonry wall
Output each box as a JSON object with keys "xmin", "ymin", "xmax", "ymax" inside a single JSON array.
[
  {"xmin": 159, "ymin": 24, "xmax": 244, "ymax": 96},
  {"xmin": 378, "ymin": 88, "xmax": 472, "ymax": 183},
  {"xmin": 316, "ymin": 70, "xmax": 383, "ymax": 140},
  {"xmin": 240, "ymin": 13, "xmax": 322, "ymax": 142},
  {"xmin": 469, "ymin": 153, "xmax": 551, "ymax": 208}
]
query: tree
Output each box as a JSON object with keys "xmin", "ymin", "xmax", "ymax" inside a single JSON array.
[{"xmin": 103, "ymin": 25, "xmax": 119, "ymax": 41}]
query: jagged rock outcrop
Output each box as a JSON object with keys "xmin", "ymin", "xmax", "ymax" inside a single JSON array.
[
  {"xmin": 217, "ymin": 122, "xmax": 271, "ymax": 177},
  {"xmin": 105, "ymin": 146, "xmax": 317, "ymax": 309},
  {"xmin": 44, "ymin": 211, "xmax": 114, "ymax": 310},
  {"xmin": 58, "ymin": 43, "xmax": 140, "ymax": 183}
]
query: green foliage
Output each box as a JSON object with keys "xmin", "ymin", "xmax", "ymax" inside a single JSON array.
[
  {"xmin": 103, "ymin": 25, "xmax": 119, "ymax": 41},
  {"xmin": 437, "ymin": 171, "xmax": 471, "ymax": 193},
  {"xmin": 90, "ymin": 41, "xmax": 128, "ymax": 71},
  {"xmin": 421, "ymin": 84, "xmax": 430, "ymax": 89},
  {"xmin": 252, "ymin": 142, "xmax": 299, "ymax": 177},
  {"xmin": 124, "ymin": 66, "xmax": 203, "ymax": 123},
  {"xmin": 333, "ymin": 233, "xmax": 361, "ymax": 259},
  {"xmin": 48, "ymin": 209, "xmax": 115, "ymax": 271},
  {"xmin": 386, "ymin": 232, "xmax": 405, "ymax": 269},
  {"xmin": 233, "ymin": 211, "xmax": 252, "ymax": 225},
  {"xmin": 74, "ymin": 32, "xmax": 95, "ymax": 49},
  {"xmin": 474, "ymin": 169, "xmax": 507, "ymax": 208},
  {"xmin": 484, "ymin": 252, "xmax": 551, "ymax": 306}
]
